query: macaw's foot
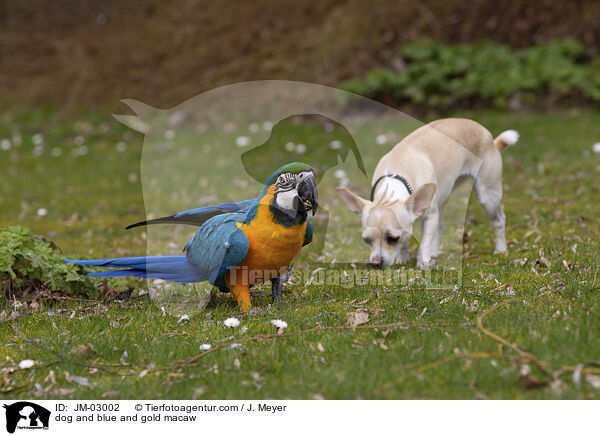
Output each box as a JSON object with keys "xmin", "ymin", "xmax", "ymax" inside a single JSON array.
[
  {"xmin": 270, "ymin": 277, "xmax": 283, "ymax": 303},
  {"xmin": 230, "ymin": 285, "xmax": 252, "ymax": 312},
  {"xmin": 270, "ymin": 263, "xmax": 293, "ymax": 303}
]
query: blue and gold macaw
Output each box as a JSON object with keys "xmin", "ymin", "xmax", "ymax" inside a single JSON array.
[{"xmin": 65, "ymin": 162, "xmax": 317, "ymax": 312}]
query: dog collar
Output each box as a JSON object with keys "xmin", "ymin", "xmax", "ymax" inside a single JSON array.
[{"xmin": 370, "ymin": 174, "xmax": 414, "ymax": 201}]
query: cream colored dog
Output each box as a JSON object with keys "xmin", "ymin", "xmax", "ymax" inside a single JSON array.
[{"xmin": 337, "ymin": 118, "xmax": 518, "ymax": 269}]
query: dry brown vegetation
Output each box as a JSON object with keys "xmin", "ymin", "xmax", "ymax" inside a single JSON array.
[{"xmin": 2, "ymin": 0, "xmax": 600, "ymax": 112}]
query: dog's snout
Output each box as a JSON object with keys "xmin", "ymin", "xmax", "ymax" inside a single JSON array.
[{"xmin": 370, "ymin": 257, "xmax": 383, "ymax": 268}]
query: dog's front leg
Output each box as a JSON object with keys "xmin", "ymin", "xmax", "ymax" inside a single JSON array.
[
  {"xmin": 399, "ymin": 243, "xmax": 410, "ymax": 264},
  {"xmin": 417, "ymin": 212, "xmax": 439, "ymax": 269}
]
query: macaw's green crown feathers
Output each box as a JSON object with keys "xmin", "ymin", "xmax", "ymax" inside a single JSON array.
[{"xmin": 265, "ymin": 162, "xmax": 314, "ymax": 186}]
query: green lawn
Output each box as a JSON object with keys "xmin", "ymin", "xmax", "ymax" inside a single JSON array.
[{"xmin": 1, "ymin": 108, "xmax": 599, "ymax": 399}]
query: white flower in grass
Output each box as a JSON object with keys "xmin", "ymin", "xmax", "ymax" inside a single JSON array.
[
  {"xmin": 164, "ymin": 129, "xmax": 176, "ymax": 140},
  {"xmin": 32, "ymin": 133, "xmax": 44, "ymax": 145},
  {"xmin": 1, "ymin": 139, "xmax": 11, "ymax": 151},
  {"xmin": 271, "ymin": 319, "xmax": 288, "ymax": 329},
  {"xmin": 248, "ymin": 123, "xmax": 259, "ymax": 133},
  {"xmin": 334, "ymin": 169, "xmax": 347, "ymax": 179},
  {"xmin": 235, "ymin": 136, "xmax": 250, "ymax": 147},
  {"xmin": 177, "ymin": 314, "xmax": 190, "ymax": 325},
  {"xmin": 295, "ymin": 143, "xmax": 307, "ymax": 154},
  {"xmin": 593, "ymin": 143, "xmax": 600, "ymax": 154},
  {"xmin": 230, "ymin": 343, "xmax": 242, "ymax": 349},
  {"xmin": 32, "ymin": 145, "xmax": 44, "ymax": 156},
  {"xmin": 375, "ymin": 134, "xmax": 388, "ymax": 145},
  {"xmin": 329, "ymin": 140, "xmax": 342, "ymax": 150},
  {"xmin": 285, "ymin": 141, "xmax": 295, "ymax": 151},
  {"xmin": 19, "ymin": 359, "xmax": 35, "ymax": 369},
  {"xmin": 74, "ymin": 135, "xmax": 85, "ymax": 146},
  {"xmin": 36, "ymin": 208, "xmax": 48, "ymax": 217},
  {"xmin": 223, "ymin": 317, "xmax": 240, "ymax": 328},
  {"xmin": 199, "ymin": 344, "xmax": 212, "ymax": 351}
]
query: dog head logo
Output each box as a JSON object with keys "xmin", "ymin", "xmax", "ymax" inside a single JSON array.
[
  {"xmin": 113, "ymin": 88, "xmax": 369, "ymax": 260},
  {"xmin": 3, "ymin": 402, "xmax": 50, "ymax": 433},
  {"xmin": 240, "ymin": 113, "xmax": 366, "ymax": 186}
]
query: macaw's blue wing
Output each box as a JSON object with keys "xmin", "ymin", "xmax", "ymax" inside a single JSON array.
[
  {"xmin": 64, "ymin": 255, "xmax": 207, "ymax": 283},
  {"xmin": 125, "ymin": 199, "xmax": 255, "ymax": 229},
  {"xmin": 184, "ymin": 213, "xmax": 249, "ymax": 292}
]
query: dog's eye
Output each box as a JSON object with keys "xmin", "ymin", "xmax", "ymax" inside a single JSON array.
[
  {"xmin": 363, "ymin": 237, "xmax": 372, "ymax": 245},
  {"xmin": 386, "ymin": 235, "xmax": 400, "ymax": 244}
]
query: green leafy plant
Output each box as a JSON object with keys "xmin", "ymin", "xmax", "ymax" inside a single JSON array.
[
  {"xmin": 340, "ymin": 38, "xmax": 600, "ymax": 109},
  {"xmin": 0, "ymin": 226, "xmax": 96, "ymax": 298}
]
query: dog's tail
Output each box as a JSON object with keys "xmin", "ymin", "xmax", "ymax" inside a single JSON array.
[{"xmin": 493, "ymin": 130, "xmax": 519, "ymax": 152}]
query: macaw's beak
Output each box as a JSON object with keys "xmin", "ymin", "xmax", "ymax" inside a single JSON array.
[{"xmin": 297, "ymin": 172, "xmax": 318, "ymax": 216}]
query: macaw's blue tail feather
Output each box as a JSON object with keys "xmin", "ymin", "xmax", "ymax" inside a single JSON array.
[{"xmin": 64, "ymin": 255, "xmax": 206, "ymax": 283}]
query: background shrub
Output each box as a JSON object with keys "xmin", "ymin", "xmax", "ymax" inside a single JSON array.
[{"xmin": 340, "ymin": 38, "xmax": 600, "ymax": 109}]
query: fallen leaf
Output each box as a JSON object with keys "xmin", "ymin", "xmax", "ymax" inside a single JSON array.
[
  {"xmin": 573, "ymin": 364, "xmax": 584, "ymax": 387},
  {"xmin": 549, "ymin": 379, "xmax": 563, "ymax": 393},
  {"xmin": 44, "ymin": 370, "xmax": 57, "ymax": 385},
  {"xmin": 69, "ymin": 343, "xmax": 95, "ymax": 359},
  {"xmin": 585, "ymin": 374, "xmax": 600, "ymax": 389},
  {"xmin": 317, "ymin": 342, "xmax": 325, "ymax": 352},
  {"xmin": 347, "ymin": 311, "xmax": 369, "ymax": 328},
  {"xmin": 70, "ymin": 375, "xmax": 91, "ymax": 388},
  {"xmin": 101, "ymin": 390, "xmax": 120, "ymax": 398},
  {"xmin": 192, "ymin": 387, "xmax": 205, "ymax": 400},
  {"xmin": 517, "ymin": 374, "xmax": 547, "ymax": 389}
]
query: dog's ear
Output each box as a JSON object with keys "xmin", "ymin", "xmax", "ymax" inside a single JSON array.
[
  {"xmin": 336, "ymin": 187, "xmax": 369, "ymax": 215},
  {"xmin": 406, "ymin": 183, "xmax": 436, "ymax": 219}
]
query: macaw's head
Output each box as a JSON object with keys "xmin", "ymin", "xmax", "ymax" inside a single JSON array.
[{"xmin": 265, "ymin": 162, "xmax": 318, "ymax": 222}]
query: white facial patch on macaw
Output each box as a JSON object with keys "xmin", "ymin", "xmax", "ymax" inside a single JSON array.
[
  {"xmin": 273, "ymin": 171, "xmax": 313, "ymax": 214},
  {"xmin": 274, "ymin": 172, "xmax": 299, "ymax": 214}
]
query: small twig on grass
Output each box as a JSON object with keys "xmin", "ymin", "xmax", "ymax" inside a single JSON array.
[
  {"xmin": 174, "ymin": 320, "xmax": 446, "ymax": 367},
  {"xmin": 374, "ymin": 351, "xmax": 600, "ymax": 396},
  {"xmin": 9, "ymin": 324, "xmax": 118, "ymax": 376},
  {"xmin": 476, "ymin": 299, "xmax": 552, "ymax": 378}
]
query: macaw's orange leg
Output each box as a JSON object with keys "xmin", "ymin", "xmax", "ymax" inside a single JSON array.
[{"xmin": 229, "ymin": 284, "xmax": 252, "ymax": 312}]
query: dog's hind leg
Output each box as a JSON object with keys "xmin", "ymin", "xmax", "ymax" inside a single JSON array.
[{"xmin": 474, "ymin": 167, "xmax": 507, "ymax": 254}]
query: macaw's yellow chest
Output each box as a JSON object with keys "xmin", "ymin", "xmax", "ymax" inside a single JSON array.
[{"xmin": 232, "ymin": 189, "xmax": 307, "ymax": 286}]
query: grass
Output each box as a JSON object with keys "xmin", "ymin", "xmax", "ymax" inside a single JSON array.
[{"xmin": 1, "ymin": 108, "xmax": 599, "ymax": 399}]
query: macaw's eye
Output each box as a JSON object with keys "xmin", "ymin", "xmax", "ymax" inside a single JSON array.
[
  {"xmin": 363, "ymin": 237, "xmax": 372, "ymax": 245},
  {"xmin": 277, "ymin": 173, "xmax": 296, "ymax": 189},
  {"xmin": 386, "ymin": 235, "xmax": 400, "ymax": 244}
]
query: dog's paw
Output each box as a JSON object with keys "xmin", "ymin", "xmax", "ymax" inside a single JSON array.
[
  {"xmin": 417, "ymin": 258, "xmax": 436, "ymax": 270},
  {"xmin": 396, "ymin": 256, "xmax": 409, "ymax": 265}
]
